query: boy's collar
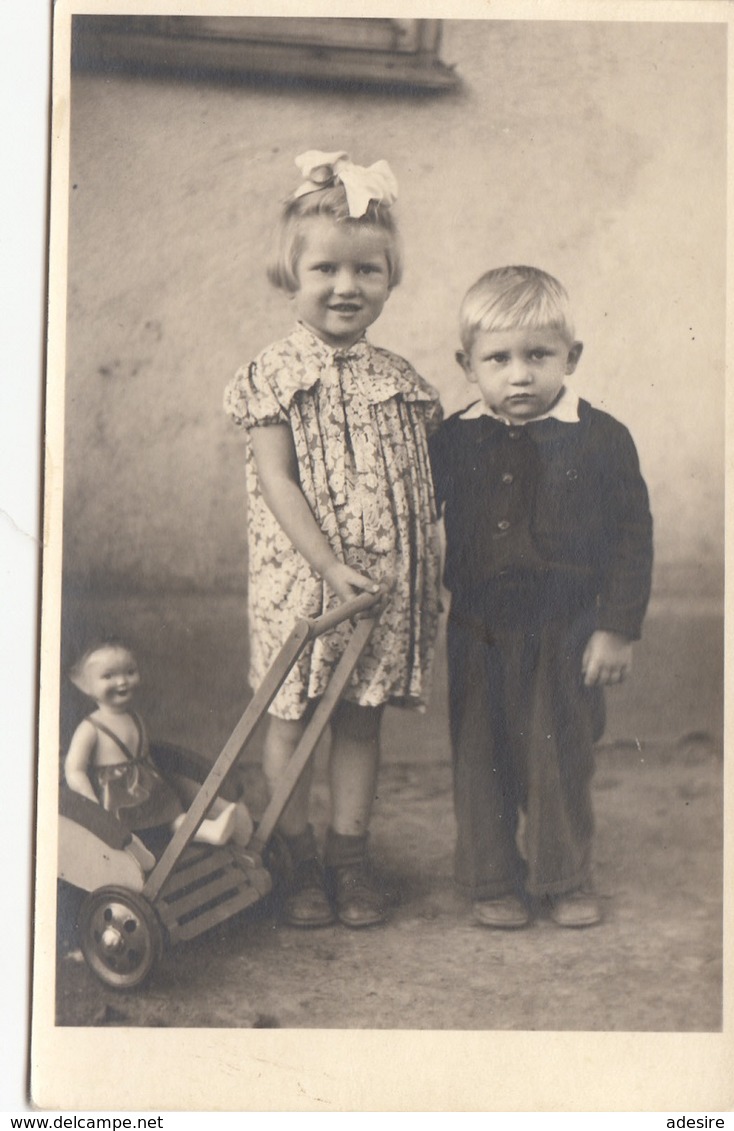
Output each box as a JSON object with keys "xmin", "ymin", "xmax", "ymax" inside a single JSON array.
[{"xmin": 459, "ymin": 385, "xmax": 580, "ymax": 425}]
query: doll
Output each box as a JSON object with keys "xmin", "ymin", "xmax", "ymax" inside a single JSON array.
[{"xmin": 65, "ymin": 638, "xmax": 252, "ymax": 868}]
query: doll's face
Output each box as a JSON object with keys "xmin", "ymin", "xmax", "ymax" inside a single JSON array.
[{"xmin": 74, "ymin": 646, "xmax": 140, "ymax": 711}]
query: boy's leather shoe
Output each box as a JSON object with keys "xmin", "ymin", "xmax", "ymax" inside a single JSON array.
[
  {"xmin": 472, "ymin": 895, "xmax": 529, "ymax": 929},
  {"xmin": 282, "ymin": 857, "xmax": 336, "ymax": 928},
  {"xmin": 548, "ymin": 889, "xmax": 602, "ymax": 928},
  {"xmin": 328, "ymin": 862, "xmax": 386, "ymax": 928}
]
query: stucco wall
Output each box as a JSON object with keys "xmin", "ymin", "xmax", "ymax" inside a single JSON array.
[{"xmin": 61, "ymin": 18, "xmax": 726, "ymax": 597}]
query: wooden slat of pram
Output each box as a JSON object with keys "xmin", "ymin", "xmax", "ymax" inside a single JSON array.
[
  {"xmin": 158, "ymin": 847, "xmax": 234, "ymax": 897},
  {"xmin": 159, "ymin": 862, "xmax": 243, "ymax": 920},
  {"xmin": 165, "ymin": 886, "xmax": 263, "ymax": 943}
]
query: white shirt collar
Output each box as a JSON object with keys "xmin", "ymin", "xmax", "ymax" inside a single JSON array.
[{"xmin": 459, "ymin": 385, "xmax": 580, "ymax": 425}]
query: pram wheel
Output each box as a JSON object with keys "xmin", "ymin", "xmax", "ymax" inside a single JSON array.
[{"xmin": 79, "ymin": 886, "xmax": 163, "ymax": 990}]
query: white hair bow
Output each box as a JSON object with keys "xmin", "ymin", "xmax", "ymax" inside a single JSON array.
[{"xmin": 293, "ymin": 150, "xmax": 398, "ymax": 217}]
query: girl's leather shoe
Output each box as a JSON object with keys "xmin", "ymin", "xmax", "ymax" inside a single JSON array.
[
  {"xmin": 283, "ymin": 857, "xmax": 336, "ymax": 928},
  {"xmin": 328, "ymin": 861, "xmax": 386, "ymax": 928}
]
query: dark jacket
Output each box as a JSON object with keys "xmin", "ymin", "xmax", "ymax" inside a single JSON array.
[{"xmin": 429, "ymin": 398, "xmax": 653, "ymax": 639}]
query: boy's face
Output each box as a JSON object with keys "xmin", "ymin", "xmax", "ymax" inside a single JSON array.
[
  {"xmin": 293, "ymin": 216, "xmax": 391, "ymax": 348},
  {"xmin": 74, "ymin": 646, "xmax": 140, "ymax": 711},
  {"xmin": 458, "ymin": 326, "xmax": 583, "ymax": 424}
]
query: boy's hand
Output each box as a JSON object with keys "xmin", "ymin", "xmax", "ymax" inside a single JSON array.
[{"xmin": 582, "ymin": 630, "xmax": 633, "ymax": 687}]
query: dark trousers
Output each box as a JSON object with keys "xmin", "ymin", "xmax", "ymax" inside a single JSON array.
[{"xmin": 447, "ymin": 578, "xmax": 605, "ymax": 899}]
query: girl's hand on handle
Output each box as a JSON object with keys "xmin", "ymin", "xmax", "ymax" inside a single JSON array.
[
  {"xmin": 324, "ymin": 562, "xmax": 384, "ymax": 618},
  {"xmin": 582, "ymin": 630, "xmax": 633, "ymax": 687}
]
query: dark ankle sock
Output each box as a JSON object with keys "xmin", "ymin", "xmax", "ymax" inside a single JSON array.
[
  {"xmin": 324, "ymin": 827, "xmax": 368, "ymax": 868},
  {"xmin": 281, "ymin": 823, "xmax": 319, "ymax": 864}
]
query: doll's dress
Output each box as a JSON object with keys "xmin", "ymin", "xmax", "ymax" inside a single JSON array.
[{"xmin": 88, "ymin": 713, "xmax": 183, "ymax": 832}]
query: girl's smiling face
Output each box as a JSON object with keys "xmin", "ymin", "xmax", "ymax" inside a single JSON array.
[{"xmin": 293, "ymin": 216, "xmax": 392, "ymax": 348}]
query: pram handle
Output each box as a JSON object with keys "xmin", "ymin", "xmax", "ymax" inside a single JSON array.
[
  {"xmin": 142, "ymin": 587, "xmax": 384, "ymax": 901},
  {"xmin": 305, "ymin": 588, "xmax": 384, "ymax": 638}
]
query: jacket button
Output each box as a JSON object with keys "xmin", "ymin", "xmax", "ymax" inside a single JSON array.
[
  {"xmin": 501, "ymin": 472, "xmax": 514, "ymax": 485},
  {"xmin": 566, "ymin": 468, "xmax": 578, "ymax": 480},
  {"xmin": 508, "ymin": 429, "xmax": 520, "ymax": 439},
  {"xmin": 497, "ymin": 519, "xmax": 511, "ymax": 531}
]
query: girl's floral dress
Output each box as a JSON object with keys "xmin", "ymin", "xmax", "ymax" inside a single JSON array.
[{"xmin": 224, "ymin": 321, "xmax": 442, "ymax": 720}]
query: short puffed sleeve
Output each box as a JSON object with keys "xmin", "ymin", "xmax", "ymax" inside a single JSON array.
[{"xmin": 223, "ymin": 361, "xmax": 289, "ymax": 429}]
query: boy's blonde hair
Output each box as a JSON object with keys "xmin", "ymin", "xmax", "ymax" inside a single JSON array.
[
  {"xmin": 459, "ymin": 266, "xmax": 575, "ymax": 352},
  {"xmin": 267, "ymin": 183, "xmax": 403, "ymax": 293}
]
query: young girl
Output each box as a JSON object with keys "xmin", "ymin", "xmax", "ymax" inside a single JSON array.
[
  {"xmin": 65, "ymin": 638, "xmax": 248, "ymax": 865},
  {"xmin": 224, "ymin": 150, "xmax": 442, "ymax": 929}
]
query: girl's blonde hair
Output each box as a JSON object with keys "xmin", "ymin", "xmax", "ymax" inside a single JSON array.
[
  {"xmin": 460, "ymin": 265, "xmax": 575, "ymax": 352},
  {"xmin": 267, "ymin": 183, "xmax": 403, "ymax": 293}
]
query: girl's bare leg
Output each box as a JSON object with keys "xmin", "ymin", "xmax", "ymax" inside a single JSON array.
[
  {"xmin": 328, "ymin": 701, "xmax": 384, "ymax": 835},
  {"xmin": 263, "ymin": 711, "xmax": 334, "ymax": 926},
  {"xmin": 262, "ymin": 714, "xmax": 312, "ymax": 837},
  {"xmin": 326, "ymin": 701, "xmax": 386, "ymax": 927}
]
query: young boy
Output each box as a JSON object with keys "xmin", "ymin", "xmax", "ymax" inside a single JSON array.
[{"xmin": 429, "ymin": 266, "xmax": 653, "ymax": 929}]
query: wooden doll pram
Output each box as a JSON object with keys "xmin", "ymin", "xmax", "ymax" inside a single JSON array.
[{"xmin": 58, "ymin": 592, "xmax": 380, "ymax": 989}]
